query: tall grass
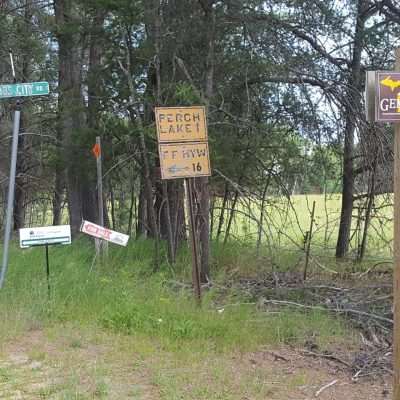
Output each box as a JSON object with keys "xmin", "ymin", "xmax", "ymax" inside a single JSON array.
[
  {"xmin": 0, "ymin": 238, "xmax": 350, "ymax": 352},
  {"xmin": 213, "ymin": 193, "xmax": 394, "ymax": 258}
]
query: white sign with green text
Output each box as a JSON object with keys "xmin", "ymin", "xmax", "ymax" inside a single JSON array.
[{"xmin": 19, "ymin": 225, "xmax": 71, "ymax": 248}]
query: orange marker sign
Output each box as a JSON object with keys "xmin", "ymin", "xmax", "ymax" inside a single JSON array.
[{"xmin": 92, "ymin": 143, "xmax": 101, "ymax": 159}]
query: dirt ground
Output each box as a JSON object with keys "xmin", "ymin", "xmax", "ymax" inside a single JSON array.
[{"xmin": 0, "ymin": 328, "xmax": 392, "ymax": 399}]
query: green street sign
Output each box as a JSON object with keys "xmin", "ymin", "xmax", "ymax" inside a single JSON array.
[{"xmin": 0, "ymin": 82, "xmax": 49, "ymax": 99}]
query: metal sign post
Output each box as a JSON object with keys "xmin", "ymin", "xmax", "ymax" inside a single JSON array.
[
  {"xmin": 0, "ymin": 108, "xmax": 20, "ymax": 289},
  {"xmin": 45, "ymin": 244, "xmax": 50, "ymax": 299},
  {"xmin": 0, "ymin": 50, "xmax": 21, "ymax": 290},
  {"xmin": 0, "ymin": 51, "xmax": 50, "ymax": 289}
]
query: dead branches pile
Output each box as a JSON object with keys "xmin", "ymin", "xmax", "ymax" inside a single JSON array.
[{"xmin": 232, "ymin": 274, "xmax": 393, "ymax": 378}]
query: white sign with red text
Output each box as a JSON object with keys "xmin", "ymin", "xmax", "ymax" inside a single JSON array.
[{"xmin": 80, "ymin": 220, "xmax": 129, "ymax": 247}]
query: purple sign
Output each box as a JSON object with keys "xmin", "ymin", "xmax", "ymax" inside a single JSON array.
[{"xmin": 376, "ymin": 71, "xmax": 400, "ymax": 122}]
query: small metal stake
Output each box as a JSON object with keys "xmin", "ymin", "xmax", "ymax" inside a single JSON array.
[{"xmin": 45, "ymin": 244, "xmax": 50, "ymax": 299}]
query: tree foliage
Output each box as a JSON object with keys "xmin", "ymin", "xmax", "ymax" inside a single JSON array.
[{"xmin": 0, "ymin": 0, "xmax": 399, "ymax": 265}]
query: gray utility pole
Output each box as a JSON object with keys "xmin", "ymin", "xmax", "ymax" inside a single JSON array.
[{"xmin": 0, "ymin": 51, "xmax": 21, "ymax": 289}]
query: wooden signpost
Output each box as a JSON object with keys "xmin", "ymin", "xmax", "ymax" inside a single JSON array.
[
  {"xmin": 155, "ymin": 106, "xmax": 211, "ymax": 303},
  {"xmin": 92, "ymin": 137, "xmax": 108, "ymax": 258},
  {"xmin": 366, "ymin": 48, "xmax": 400, "ymax": 399}
]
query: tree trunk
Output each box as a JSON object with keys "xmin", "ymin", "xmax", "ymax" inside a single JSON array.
[
  {"xmin": 168, "ymin": 180, "xmax": 185, "ymax": 254},
  {"xmin": 14, "ymin": 0, "xmax": 33, "ymax": 230},
  {"xmin": 152, "ymin": 0, "xmax": 175, "ymax": 263},
  {"xmin": 52, "ymin": 162, "xmax": 64, "ymax": 226},
  {"xmin": 136, "ymin": 179, "xmax": 147, "ymax": 238},
  {"xmin": 55, "ymin": 0, "xmax": 85, "ymax": 235},
  {"xmin": 197, "ymin": 177, "xmax": 210, "ymax": 281},
  {"xmin": 14, "ymin": 119, "xmax": 26, "ymax": 230},
  {"xmin": 87, "ymin": 8, "xmax": 106, "ymax": 226},
  {"xmin": 197, "ymin": 0, "xmax": 216, "ymax": 282},
  {"xmin": 223, "ymin": 189, "xmax": 239, "ymax": 245},
  {"xmin": 357, "ymin": 158, "xmax": 377, "ymax": 262},
  {"xmin": 216, "ymin": 183, "xmax": 229, "ymax": 240},
  {"xmin": 335, "ymin": 0, "xmax": 367, "ymax": 258},
  {"xmin": 336, "ymin": 114, "xmax": 355, "ymax": 257},
  {"xmin": 127, "ymin": 185, "xmax": 135, "ymax": 235},
  {"xmin": 257, "ymin": 181, "xmax": 269, "ymax": 254}
]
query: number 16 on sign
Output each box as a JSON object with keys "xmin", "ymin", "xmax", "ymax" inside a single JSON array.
[{"xmin": 158, "ymin": 142, "xmax": 211, "ymax": 180}]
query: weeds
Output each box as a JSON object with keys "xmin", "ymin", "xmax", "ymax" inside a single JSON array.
[
  {"xmin": 0, "ymin": 238, "xmax": 350, "ymax": 353},
  {"xmin": 0, "ymin": 237, "xmax": 359, "ymax": 399}
]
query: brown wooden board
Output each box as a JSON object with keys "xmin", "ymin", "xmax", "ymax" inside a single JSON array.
[
  {"xmin": 376, "ymin": 71, "xmax": 400, "ymax": 122},
  {"xmin": 158, "ymin": 142, "xmax": 211, "ymax": 179},
  {"xmin": 155, "ymin": 106, "xmax": 208, "ymax": 143}
]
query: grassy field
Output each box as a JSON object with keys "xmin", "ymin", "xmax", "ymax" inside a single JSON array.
[
  {"xmin": 0, "ymin": 238, "xmax": 357, "ymax": 399},
  {"xmin": 214, "ymin": 193, "xmax": 394, "ymax": 259},
  {"xmin": 0, "ymin": 193, "xmax": 394, "ymax": 398},
  {"xmin": 26, "ymin": 193, "xmax": 395, "ymax": 259}
]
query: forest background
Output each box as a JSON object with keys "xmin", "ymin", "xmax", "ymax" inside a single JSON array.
[
  {"xmin": 1, "ymin": 1, "xmax": 400, "ymax": 398},
  {"xmin": 1, "ymin": 0, "xmax": 400, "ymax": 276}
]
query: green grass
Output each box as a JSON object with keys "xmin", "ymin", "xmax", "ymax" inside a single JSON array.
[
  {"xmin": 0, "ymin": 192, "xmax": 391, "ymax": 398},
  {"xmin": 0, "ymin": 238, "xmax": 349, "ymax": 350},
  {"xmin": 0, "ymin": 235, "xmax": 361, "ymax": 399},
  {"xmin": 26, "ymin": 193, "xmax": 395, "ymax": 259},
  {"xmin": 213, "ymin": 193, "xmax": 394, "ymax": 258}
]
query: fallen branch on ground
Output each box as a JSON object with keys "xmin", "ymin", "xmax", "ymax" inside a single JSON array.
[
  {"xmin": 315, "ymin": 379, "xmax": 338, "ymax": 397},
  {"xmin": 261, "ymin": 299, "xmax": 393, "ymax": 325},
  {"xmin": 301, "ymin": 349, "xmax": 352, "ymax": 368}
]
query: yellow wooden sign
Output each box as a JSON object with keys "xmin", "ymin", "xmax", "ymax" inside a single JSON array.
[
  {"xmin": 158, "ymin": 142, "xmax": 211, "ymax": 179},
  {"xmin": 155, "ymin": 106, "xmax": 208, "ymax": 143}
]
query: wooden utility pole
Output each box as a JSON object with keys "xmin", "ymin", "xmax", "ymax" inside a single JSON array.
[
  {"xmin": 94, "ymin": 136, "xmax": 107, "ymax": 258},
  {"xmin": 394, "ymin": 47, "xmax": 400, "ymax": 400},
  {"xmin": 96, "ymin": 137, "xmax": 104, "ymax": 228}
]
